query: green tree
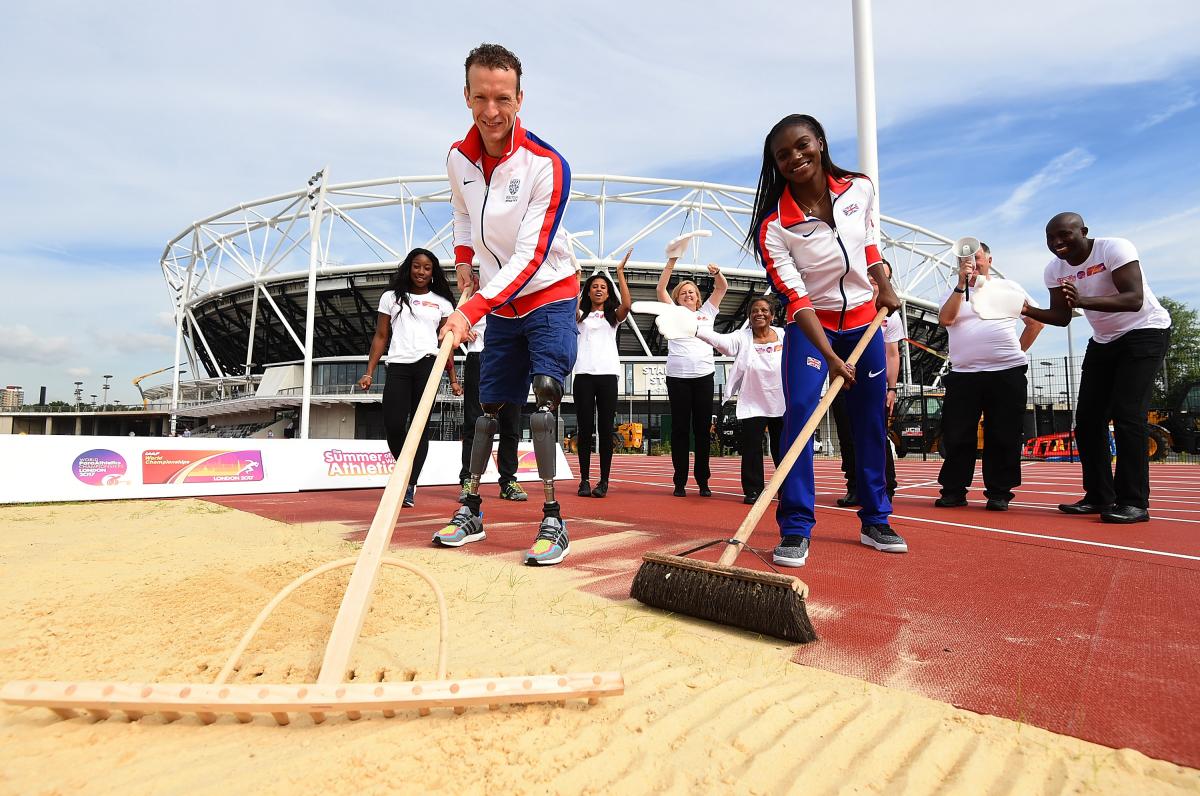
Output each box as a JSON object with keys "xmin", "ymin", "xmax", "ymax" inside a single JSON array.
[{"xmin": 1157, "ymin": 296, "xmax": 1200, "ymax": 407}]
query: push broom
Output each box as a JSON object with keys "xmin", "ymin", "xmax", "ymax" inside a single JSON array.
[
  {"xmin": 629, "ymin": 306, "xmax": 888, "ymax": 643},
  {"xmin": 3, "ymin": 319, "xmax": 622, "ymax": 724}
]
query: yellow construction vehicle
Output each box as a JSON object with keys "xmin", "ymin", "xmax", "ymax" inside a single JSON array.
[{"xmin": 133, "ymin": 365, "xmax": 186, "ymax": 408}]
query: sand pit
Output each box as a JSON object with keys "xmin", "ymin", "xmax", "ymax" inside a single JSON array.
[{"xmin": 1, "ymin": 499, "xmax": 1197, "ymax": 795}]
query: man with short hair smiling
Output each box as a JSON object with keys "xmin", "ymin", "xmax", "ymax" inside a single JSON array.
[
  {"xmin": 1023, "ymin": 213, "xmax": 1171, "ymax": 523},
  {"xmin": 935, "ymin": 242, "xmax": 1043, "ymax": 511},
  {"xmin": 435, "ymin": 43, "xmax": 577, "ymax": 565}
]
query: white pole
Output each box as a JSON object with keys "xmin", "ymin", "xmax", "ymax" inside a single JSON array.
[
  {"xmin": 300, "ymin": 168, "xmax": 329, "ymax": 440},
  {"xmin": 170, "ymin": 246, "xmax": 197, "ymax": 437},
  {"xmin": 852, "ymin": 0, "xmax": 881, "ymax": 217}
]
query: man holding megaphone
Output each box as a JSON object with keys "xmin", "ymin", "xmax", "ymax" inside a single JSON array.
[{"xmin": 935, "ymin": 240, "xmax": 1043, "ymax": 511}]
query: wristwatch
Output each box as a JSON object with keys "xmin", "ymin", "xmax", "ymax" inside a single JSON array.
[{"xmin": 953, "ymin": 286, "xmax": 966, "ymax": 294}]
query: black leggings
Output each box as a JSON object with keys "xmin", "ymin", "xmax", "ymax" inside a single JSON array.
[
  {"xmin": 666, "ymin": 373, "xmax": 714, "ymax": 489},
  {"xmin": 383, "ymin": 356, "xmax": 436, "ymax": 482},
  {"xmin": 739, "ymin": 415, "xmax": 784, "ymax": 497},
  {"xmin": 573, "ymin": 373, "xmax": 618, "ymax": 482}
]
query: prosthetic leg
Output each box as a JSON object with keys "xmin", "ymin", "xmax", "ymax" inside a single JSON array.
[
  {"xmin": 524, "ymin": 375, "xmax": 570, "ymax": 566},
  {"xmin": 432, "ymin": 406, "xmax": 497, "ymax": 547},
  {"xmin": 460, "ymin": 406, "xmax": 501, "ymax": 516},
  {"xmin": 530, "ymin": 375, "xmax": 563, "ymax": 519}
]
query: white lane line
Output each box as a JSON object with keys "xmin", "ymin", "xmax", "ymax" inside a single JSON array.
[
  {"xmin": 606, "ymin": 475, "xmax": 1200, "ymax": 561},
  {"xmin": 814, "ymin": 503, "xmax": 1200, "ymax": 560},
  {"xmin": 895, "ymin": 479, "xmax": 940, "ymax": 491}
]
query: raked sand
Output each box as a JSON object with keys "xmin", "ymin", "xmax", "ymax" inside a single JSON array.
[{"xmin": 0, "ymin": 499, "xmax": 1197, "ymax": 795}]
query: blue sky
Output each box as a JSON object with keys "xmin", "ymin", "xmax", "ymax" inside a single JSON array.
[{"xmin": 2, "ymin": 1, "xmax": 1199, "ymax": 401}]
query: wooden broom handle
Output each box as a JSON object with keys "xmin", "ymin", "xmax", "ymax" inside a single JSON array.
[
  {"xmin": 716, "ymin": 308, "xmax": 888, "ymax": 567},
  {"xmin": 317, "ymin": 328, "xmax": 458, "ymax": 684}
]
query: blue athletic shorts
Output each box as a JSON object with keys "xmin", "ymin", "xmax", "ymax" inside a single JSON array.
[{"xmin": 479, "ymin": 299, "xmax": 579, "ymax": 405}]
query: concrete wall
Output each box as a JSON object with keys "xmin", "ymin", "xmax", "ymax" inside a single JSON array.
[{"xmin": 308, "ymin": 405, "xmax": 356, "ymax": 440}]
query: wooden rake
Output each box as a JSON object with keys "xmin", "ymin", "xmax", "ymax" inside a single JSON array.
[{"xmin": 3, "ymin": 332, "xmax": 623, "ymax": 725}]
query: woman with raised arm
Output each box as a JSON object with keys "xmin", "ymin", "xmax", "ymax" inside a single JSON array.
[
  {"xmin": 696, "ymin": 295, "xmax": 786, "ymax": 505},
  {"xmin": 656, "ymin": 257, "xmax": 728, "ymax": 496},
  {"xmin": 746, "ymin": 113, "xmax": 903, "ymax": 568},
  {"xmin": 572, "ymin": 249, "xmax": 633, "ymax": 498},
  {"xmin": 359, "ymin": 248, "xmax": 462, "ymax": 508}
]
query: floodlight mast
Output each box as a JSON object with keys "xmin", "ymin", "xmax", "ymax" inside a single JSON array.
[{"xmin": 852, "ymin": 0, "xmax": 880, "ymax": 220}]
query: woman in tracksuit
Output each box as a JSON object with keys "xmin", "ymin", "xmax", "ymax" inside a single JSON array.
[{"xmin": 746, "ymin": 114, "xmax": 906, "ymax": 568}]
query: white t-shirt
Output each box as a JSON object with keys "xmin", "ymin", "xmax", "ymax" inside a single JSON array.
[
  {"xmin": 882, "ymin": 312, "xmax": 906, "ymax": 345},
  {"xmin": 698, "ymin": 327, "xmax": 786, "ymax": 419},
  {"xmin": 1042, "ymin": 237, "xmax": 1170, "ymax": 344},
  {"xmin": 377, "ymin": 290, "xmax": 452, "ymax": 364},
  {"xmin": 575, "ymin": 310, "xmax": 621, "ymax": 376},
  {"xmin": 666, "ymin": 300, "xmax": 719, "ymax": 378},
  {"xmin": 942, "ymin": 277, "xmax": 1032, "ymax": 373}
]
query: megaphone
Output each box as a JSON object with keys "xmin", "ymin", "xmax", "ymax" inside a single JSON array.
[
  {"xmin": 951, "ymin": 236, "xmax": 982, "ymax": 300},
  {"xmin": 952, "ymin": 236, "xmax": 981, "ymax": 261}
]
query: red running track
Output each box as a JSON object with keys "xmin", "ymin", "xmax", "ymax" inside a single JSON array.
[{"xmin": 208, "ymin": 455, "xmax": 1200, "ymax": 768}]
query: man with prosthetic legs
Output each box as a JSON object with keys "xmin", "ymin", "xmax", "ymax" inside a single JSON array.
[{"xmin": 433, "ymin": 43, "xmax": 578, "ymax": 565}]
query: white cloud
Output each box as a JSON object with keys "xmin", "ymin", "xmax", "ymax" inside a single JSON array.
[
  {"xmin": 97, "ymin": 331, "xmax": 175, "ymax": 355},
  {"xmin": 3, "ymin": 2, "xmax": 1200, "ymax": 248},
  {"xmin": 1133, "ymin": 89, "xmax": 1197, "ymax": 131},
  {"xmin": 992, "ymin": 148, "xmax": 1097, "ymax": 224},
  {"xmin": 0, "ymin": 324, "xmax": 73, "ymax": 365},
  {"xmin": 66, "ymin": 367, "xmax": 91, "ymax": 378}
]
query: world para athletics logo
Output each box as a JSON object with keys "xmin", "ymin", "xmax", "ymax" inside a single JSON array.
[{"xmin": 72, "ymin": 449, "xmax": 128, "ymax": 486}]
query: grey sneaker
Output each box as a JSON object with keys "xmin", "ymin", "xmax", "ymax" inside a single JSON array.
[
  {"xmin": 772, "ymin": 536, "xmax": 810, "ymax": 567},
  {"xmin": 432, "ymin": 506, "xmax": 486, "ymax": 547},
  {"xmin": 523, "ymin": 516, "xmax": 570, "ymax": 566},
  {"xmin": 860, "ymin": 524, "xmax": 908, "ymax": 553}
]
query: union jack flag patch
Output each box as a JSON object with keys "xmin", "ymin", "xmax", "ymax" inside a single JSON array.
[{"xmin": 806, "ymin": 356, "xmax": 821, "ymax": 369}]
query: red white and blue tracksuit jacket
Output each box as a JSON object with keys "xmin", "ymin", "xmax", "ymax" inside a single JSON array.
[
  {"xmin": 447, "ymin": 118, "xmax": 575, "ymax": 327},
  {"xmin": 754, "ymin": 173, "xmax": 892, "ymax": 538},
  {"xmin": 756, "ymin": 173, "xmax": 883, "ymax": 332}
]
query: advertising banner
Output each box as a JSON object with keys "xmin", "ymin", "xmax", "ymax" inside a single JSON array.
[{"xmin": 0, "ymin": 437, "xmax": 571, "ymax": 504}]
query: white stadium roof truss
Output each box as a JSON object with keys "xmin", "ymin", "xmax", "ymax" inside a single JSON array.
[{"xmin": 159, "ymin": 173, "xmax": 977, "ymax": 418}]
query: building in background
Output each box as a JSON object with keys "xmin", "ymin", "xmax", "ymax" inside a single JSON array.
[{"xmin": 1, "ymin": 386, "xmax": 23, "ymax": 410}]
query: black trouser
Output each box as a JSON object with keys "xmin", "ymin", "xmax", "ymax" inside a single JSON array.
[
  {"xmin": 383, "ymin": 356, "xmax": 436, "ymax": 483},
  {"xmin": 936, "ymin": 365, "xmax": 1027, "ymax": 502},
  {"xmin": 739, "ymin": 415, "xmax": 784, "ymax": 498},
  {"xmin": 459, "ymin": 351, "xmax": 520, "ymax": 485},
  {"xmin": 573, "ymin": 373, "xmax": 618, "ymax": 483},
  {"xmin": 665, "ymin": 373, "xmax": 714, "ymax": 489},
  {"xmin": 832, "ymin": 392, "xmax": 898, "ymax": 497},
  {"xmin": 1074, "ymin": 327, "xmax": 1170, "ymax": 508}
]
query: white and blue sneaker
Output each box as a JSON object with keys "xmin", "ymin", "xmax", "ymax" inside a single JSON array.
[
  {"xmin": 772, "ymin": 536, "xmax": 810, "ymax": 567},
  {"xmin": 523, "ymin": 516, "xmax": 570, "ymax": 566},
  {"xmin": 432, "ymin": 506, "xmax": 485, "ymax": 547},
  {"xmin": 403, "ymin": 485, "xmax": 416, "ymax": 508}
]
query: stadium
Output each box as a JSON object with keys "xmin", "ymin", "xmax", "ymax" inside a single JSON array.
[{"xmin": 149, "ymin": 170, "xmax": 969, "ymax": 442}]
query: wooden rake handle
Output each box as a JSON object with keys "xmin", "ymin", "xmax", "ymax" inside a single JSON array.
[
  {"xmin": 317, "ymin": 328, "xmax": 458, "ymax": 684},
  {"xmin": 716, "ymin": 308, "xmax": 888, "ymax": 567}
]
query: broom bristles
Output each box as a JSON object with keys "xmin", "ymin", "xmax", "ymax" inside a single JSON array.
[{"xmin": 630, "ymin": 553, "xmax": 817, "ymax": 643}]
